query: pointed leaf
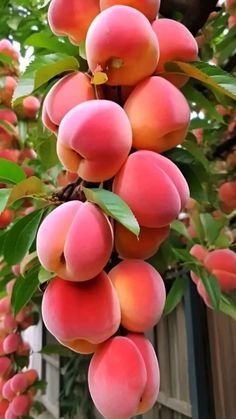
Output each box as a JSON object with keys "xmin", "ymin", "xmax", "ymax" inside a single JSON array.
[
  {"xmin": 0, "ymin": 159, "xmax": 26, "ymax": 184},
  {"xmin": 0, "ymin": 188, "xmax": 11, "ymax": 212},
  {"xmin": 220, "ymin": 294, "xmax": 236, "ymax": 320},
  {"xmin": 11, "ymin": 265, "xmax": 40, "ymax": 316},
  {"xmin": 7, "ymin": 176, "xmax": 44, "ymax": 206},
  {"xmin": 164, "ymin": 277, "xmax": 188, "ymax": 315},
  {"xmin": 83, "ymin": 187, "xmax": 140, "ymax": 236}
]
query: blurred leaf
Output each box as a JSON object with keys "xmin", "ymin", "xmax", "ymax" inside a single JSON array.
[
  {"xmin": 199, "ymin": 213, "xmax": 226, "ymax": 245},
  {"xmin": 25, "ymin": 32, "xmax": 78, "ymax": 55},
  {"xmin": 165, "ymin": 61, "xmax": 236, "ymax": 100},
  {"xmin": 7, "ymin": 176, "xmax": 44, "ymax": 206},
  {"xmin": 38, "ymin": 267, "xmax": 55, "ymax": 284},
  {"xmin": 171, "ymin": 220, "xmax": 192, "ymax": 240},
  {"xmin": 11, "ymin": 265, "xmax": 40, "ymax": 316},
  {"xmin": 178, "ymin": 163, "xmax": 207, "ymax": 201},
  {"xmin": 183, "ymin": 139, "xmax": 210, "ymax": 170},
  {"xmin": 36, "ymin": 135, "xmax": 60, "ymax": 169},
  {"xmin": 3, "ymin": 209, "xmax": 45, "ymax": 265},
  {"xmin": 164, "ymin": 277, "xmax": 188, "ymax": 315},
  {"xmin": 0, "ymin": 188, "xmax": 11, "ymax": 212},
  {"xmin": 79, "ymin": 41, "xmax": 86, "ymax": 60},
  {"xmin": 199, "ymin": 271, "xmax": 221, "ymax": 310},
  {"xmin": 220, "ymin": 294, "xmax": 236, "ymax": 320},
  {"xmin": 0, "ymin": 159, "xmax": 26, "ymax": 184},
  {"xmin": 83, "ymin": 187, "xmax": 140, "ymax": 237},
  {"xmin": 40, "ymin": 344, "xmax": 73, "ymax": 357}
]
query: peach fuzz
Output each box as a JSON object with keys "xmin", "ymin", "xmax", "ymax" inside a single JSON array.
[
  {"xmin": 152, "ymin": 19, "xmax": 198, "ymax": 87},
  {"xmin": 86, "ymin": 5, "xmax": 159, "ymax": 86},
  {"xmin": 48, "ymin": 0, "xmax": 100, "ymax": 44},
  {"xmin": 100, "ymin": 0, "xmax": 160, "ymax": 21},
  {"xmin": 127, "ymin": 334, "xmax": 160, "ymax": 415},
  {"xmin": 88, "ymin": 336, "xmax": 147, "ymax": 419},
  {"xmin": 113, "ymin": 151, "xmax": 189, "ymax": 228},
  {"xmin": 219, "ymin": 181, "xmax": 236, "ymax": 212},
  {"xmin": 57, "ymin": 100, "xmax": 132, "ymax": 182},
  {"xmin": 5, "ymin": 407, "xmax": 17, "ymax": 419},
  {"xmin": 124, "ymin": 77, "xmax": 190, "ymax": 153},
  {"xmin": 204, "ymin": 249, "xmax": 236, "ymax": 292},
  {"xmin": 42, "ymin": 275, "xmax": 121, "ymax": 350},
  {"xmin": 37, "ymin": 201, "xmax": 113, "ymax": 282},
  {"xmin": 22, "ymin": 96, "xmax": 40, "ymax": 119},
  {"xmin": 109, "ymin": 260, "xmax": 166, "ymax": 332},
  {"xmin": 115, "ymin": 223, "xmax": 170, "ymax": 259},
  {"xmin": 42, "ymin": 72, "xmax": 100, "ymax": 131}
]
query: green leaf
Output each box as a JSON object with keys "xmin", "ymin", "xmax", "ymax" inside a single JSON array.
[
  {"xmin": 40, "ymin": 344, "xmax": 73, "ymax": 357},
  {"xmin": 164, "ymin": 277, "xmax": 188, "ymax": 315},
  {"xmin": 25, "ymin": 32, "xmax": 78, "ymax": 56},
  {"xmin": 183, "ymin": 139, "xmax": 210, "ymax": 171},
  {"xmin": 0, "ymin": 159, "xmax": 26, "ymax": 184},
  {"xmin": 3, "ymin": 209, "xmax": 45, "ymax": 265},
  {"xmin": 13, "ymin": 54, "xmax": 79, "ymax": 104},
  {"xmin": 36, "ymin": 135, "xmax": 60, "ymax": 169},
  {"xmin": 198, "ymin": 271, "xmax": 221, "ymax": 310},
  {"xmin": 11, "ymin": 265, "xmax": 40, "ymax": 316},
  {"xmin": 0, "ymin": 188, "xmax": 11, "ymax": 212},
  {"xmin": 178, "ymin": 163, "xmax": 207, "ymax": 201},
  {"xmin": 0, "ymin": 120, "xmax": 16, "ymax": 135},
  {"xmin": 7, "ymin": 177, "xmax": 44, "ymax": 207},
  {"xmin": 38, "ymin": 267, "xmax": 55, "ymax": 284},
  {"xmin": 165, "ymin": 61, "xmax": 236, "ymax": 100},
  {"xmin": 171, "ymin": 220, "xmax": 192, "ymax": 240},
  {"xmin": 83, "ymin": 187, "xmax": 140, "ymax": 237},
  {"xmin": 0, "ymin": 52, "xmax": 12, "ymax": 65},
  {"xmin": 220, "ymin": 294, "xmax": 236, "ymax": 320},
  {"xmin": 199, "ymin": 213, "xmax": 226, "ymax": 245}
]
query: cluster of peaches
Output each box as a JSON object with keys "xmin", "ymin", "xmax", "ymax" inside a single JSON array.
[
  {"xmin": 34, "ymin": 0, "xmax": 202, "ymax": 417},
  {"xmin": 225, "ymin": 0, "xmax": 236, "ymax": 28},
  {"xmin": 0, "ymin": 279, "xmax": 39, "ymax": 419}
]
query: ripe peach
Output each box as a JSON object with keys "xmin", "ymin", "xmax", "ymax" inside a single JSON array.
[
  {"xmin": 204, "ymin": 249, "xmax": 236, "ymax": 292},
  {"xmin": 36, "ymin": 201, "xmax": 113, "ymax": 282},
  {"xmin": 219, "ymin": 181, "xmax": 236, "ymax": 212},
  {"xmin": 0, "ymin": 77, "xmax": 17, "ymax": 106},
  {"xmin": 152, "ymin": 19, "xmax": 198, "ymax": 87},
  {"xmin": 113, "ymin": 151, "xmax": 189, "ymax": 228},
  {"xmin": 22, "ymin": 96, "xmax": 40, "ymax": 119},
  {"xmin": 59, "ymin": 338, "xmax": 99, "ymax": 355},
  {"xmin": 42, "ymin": 72, "xmax": 100, "ymax": 131},
  {"xmin": 124, "ymin": 76, "xmax": 190, "ymax": 152},
  {"xmin": 3, "ymin": 315, "xmax": 17, "ymax": 333},
  {"xmin": 5, "ymin": 407, "xmax": 17, "ymax": 419},
  {"xmin": 0, "ymin": 40, "xmax": 19, "ymax": 62},
  {"xmin": 115, "ymin": 223, "xmax": 170, "ymax": 259},
  {"xmin": 57, "ymin": 100, "xmax": 132, "ymax": 182},
  {"xmin": 23, "ymin": 369, "xmax": 38, "ymax": 387},
  {"xmin": 9, "ymin": 394, "xmax": 31, "ymax": 416},
  {"xmin": 190, "ymin": 244, "xmax": 208, "ymax": 264},
  {"xmin": 0, "ymin": 109, "xmax": 17, "ymax": 125},
  {"xmin": 3, "ymin": 334, "xmax": 21, "ymax": 354},
  {"xmin": 0, "ymin": 209, "xmax": 13, "ymax": 229},
  {"xmin": 0, "ymin": 297, "xmax": 11, "ymax": 315},
  {"xmin": 0, "ymin": 357, "xmax": 11, "ymax": 377},
  {"xmin": 41, "ymin": 98, "xmax": 58, "ymax": 133},
  {"xmin": 0, "ymin": 399, "xmax": 9, "ymax": 418},
  {"xmin": 86, "ymin": 5, "xmax": 159, "ymax": 86},
  {"xmin": 226, "ymin": 0, "xmax": 236, "ymax": 15},
  {"xmin": 10, "ymin": 373, "xmax": 28, "ymax": 394},
  {"xmin": 57, "ymin": 171, "xmax": 78, "ymax": 187},
  {"xmin": 109, "ymin": 260, "xmax": 166, "ymax": 332},
  {"xmin": 2, "ymin": 379, "xmax": 15, "ymax": 401},
  {"xmin": 0, "ymin": 149, "xmax": 19, "ymax": 163},
  {"xmin": 89, "ymin": 334, "xmax": 159, "ymax": 418},
  {"xmin": 42, "ymin": 275, "xmax": 121, "ymax": 351},
  {"xmin": 127, "ymin": 333, "xmax": 160, "ymax": 415},
  {"xmin": 100, "ymin": 0, "xmax": 160, "ymax": 21},
  {"xmin": 48, "ymin": 0, "xmax": 100, "ymax": 44}
]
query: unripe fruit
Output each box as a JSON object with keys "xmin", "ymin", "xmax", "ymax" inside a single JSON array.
[
  {"xmin": 113, "ymin": 151, "xmax": 189, "ymax": 228},
  {"xmin": 109, "ymin": 260, "xmax": 166, "ymax": 331},
  {"xmin": 86, "ymin": 5, "xmax": 159, "ymax": 86},
  {"xmin": 36, "ymin": 201, "xmax": 113, "ymax": 282},
  {"xmin": 152, "ymin": 19, "xmax": 198, "ymax": 87},
  {"xmin": 42, "ymin": 275, "xmax": 121, "ymax": 352},
  {"xmin": 57, "ymin": 100, "xmax": 132, "ymax": 182},
  {"xmin": 48, "ymin": 0, "xmax": 100, "ymax": 44},
  {"xmin": 124, "ymin": 76, "xmax": 190, "ymax": 152},
  {"xmin": 100, "ymin": 0, "xmax": 160, "ymax": 21}
]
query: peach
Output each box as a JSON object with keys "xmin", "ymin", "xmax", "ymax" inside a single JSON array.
[
  {"xmin": 3, "ymin": 334, "xmax": 21, "ymax": 354},
  {"xmin": 0, "ymin": 77, "xmax": 17, "ymax": 106},
  {"xmin": 57, "ymin": 171, "xmax": 78, "ymax": 188},
  {"xmin": 3, "ymin": 315, "xmax": 17, "ymax": 333},
  {"xmin": 219, "ymin": 181, "xmax": 236, "ymax": 212},
  {"xmin": 115, "ymin": 222, "xmax": 170, "ymax": 259},
  {"xmin": 113, "ymin": 151, "xmax": 189, "ymax": 228},
  {"xmin": 226, "ymin": 0, "xmax": 236, "ymax": 14},
  {"xmin": 203, "ymin": 249, "xmax": 236, "ymax": 292},
  {"xmin": 0, "ymin": 109, "xmax": 17, "ymax": 125},
  {"xmin": 152, "ymin": 19, "xmax": 198, "ymax": 87},
  {"xmin": 0, "ymin": 209, "xmax": 13, "ymax": 229},
  {"xmin": 10, "ymin": 373, "xmax": 28, "ymax": 394},
  {"xmin": 23, "ymin": 369, "xmax": 38, "ymax": 387},
  {"xmin": 42, "ymin": 72, "xmax": 100, "ymax": 131},
  {"xmin": 16, "ymin": 341, "xmax": 31, "ymax": 356},
  {"xmin": 0, "ymin": 40, "xmax": 19, "ymax": 62},
  {"xmin": 0, "ymin": 297, "xmax": 11, "ymax": 315},
  {"xmin": 196, "ymin": 281, "xmax": 212, "ymax": 308},
  {"xmin": 48, "ymin": 0, "xmax": 100, "ymax": 44},
  {"xmin": 2, "ymin": 380, "xmax": 15, "ymax": 401},
  {"xmin": 5, "ymin": 407, "xmax": 17, "ymax": 419},
  {"xmin": 36, "ymin": 201, "xmax": 113, "ymax": 282},
  {"xmin": 10, "ymin": 394, "xmax": 31, "ymax": 416},
  {"xmin": 229, "ymin": 15, "xmax": 236, "ymax": 28},
  {"xmin": 124, "ymin": 76, "xmax": 190, "ymax": 152},
  {"xmin": 0, "ymin": 149, "xmax": 19, "ymax": 163},
  {"xmin": 89, "ymin": 334, "xmax": 159, "ymax": 418},
  {"xmin": 100, "ymin": 0, "xmax": 160, "ymax": 21},
  {"xmin": 0, "ymin": 399, "xmax": 9, "ymax": 418},
  {"xmin": 109, "ymin": 260, "xmax": 166, "ymax": 332},
  {"xmin": 59, "ymin": 338, "xmax": 99, "ymax": 355},
  {"xmin": 42, "ymin": 275, "xmax": 121, "ymax": 350},
  {"xmin": 190, "ymin": 244, "xmax": 208, "ymax": 264},
  {"xmin": 22, "ymin": 96, "xmax": 40, "ymax": 119},
  {"xmin": 86, "ymin": 5, "xmax": 159, "ymax": 86},
  {"xmin": 0, "ymin": 357, "xmax": 11, "ymax": 377},
  {"xmin": 57, "ymin": 100, "xmax": 132, "ymax": 181},
  {"xmin": 41, "ymin": 98, "xmax": 58, "ymax": 133},
  {"xmin": 127, "ymin": 333, "xmax": 160, "ymax": 415}
]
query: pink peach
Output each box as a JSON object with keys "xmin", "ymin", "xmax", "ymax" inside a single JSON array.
[{"xmin": 100, "ymin": 0, "xmax": 160, "ymax": 21}]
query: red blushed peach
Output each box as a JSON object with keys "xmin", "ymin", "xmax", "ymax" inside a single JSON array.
[
  {"xmin": 152, "ymin": 19, "xmax": 198, "ymax": 87},
  {"xmin": 36, "ymin": 201, "xmax": 113, "ymax": 282},
  {"xmin": 0, "ymin": 77, "xmax": 17, "ymax": 106},
  {"xmin": 0, "ymin": 209, "xmax": 13, "ymax": 229},
  {"xmin": 42, "ymin": 72, "xmax": 101, "ymax": 131},
  {"xmin": 0, "ymin": 297, "xmax": 11, "ymax": 315},
  {"xmin": 124, "ymin": 76, "xmax": 190, "ymax": 153},
  {"xmin": 109, "ymin": 260, "xmax": 166, "ymax": 332},
  {"xmin": 5, "ymin": 407, "xmax": 18, "ymax": 419},
  {"xmin": 42, "ymin": 98, "xmax": 58, "ymax": 133},
  {"xmin": 0, "ymin": 149, "xmax": 19, "ymax": 163},
  {"xmin": 203, "ymin": 249, "xmax": 236, "ymax": 292},
  {"xmin": 57, "ymin": 100, "xmax": 132, "ymax": 182},
  {"xmin": 219, "ymin": 181, "xmax": 236, "ymax": 212},
  {"xmin": 10, "ymin": 373, "xmax": 28, "ymax": 394},
  {"xmin": 86, "ymin": 5, "xmax": 159, "ymax": 86},
  {"xmin": 113, "ymin": 151, "xmax": 189, "ymax": 228},
  {"xmin": 0, "ymin": 109, "xmax": 17, "ymax": 125},
  {"xmin": 2, "ymin": 379, "xmax": 15, "ymax": 401},
  {"xmin": 23, "ymin": 369, "xmax": 38, "ymax": 387},
  {"xmin": 196, "ymin": 281, "xmax": 212, "ymax": 308},
  {"xmin": 0, "ymin": 357, "xmax": 12, "ymax": 378},
  {"xmin": 22, "ymin": 96, "xmax": 40, "ymax": 119},
  {"xmin": 3, "ymin": 334, "xmax": 21, "ymax": 354},
  {"xmin": 127, "ymin": 333, "xmax": 160, "ymax": 415},
  {"xmin": 115, "ymin": 223, "xmax": 170, "ymax": 259},
  {"xmin": 88, "ymin": 336, "xmax": 147, "ymax": 419},
  {"xmin": 0, "ymin": 399, "xmax": 9, "ymax": 418},
  {"xmin": 0, "ymin": 40, "xmax": 19, "ymax": 62},
  {"xmin": 9, "ymin": 394, "xmax": 32, "ymax": 416},
  {"xmin": 190, "ymin": 244, "xmax": 208, "ymax": 264},
  {"xmin": 48, "ymin": 0, "xmax": 100, "ymax": 44},
  {"xmin": 42, "ymin": 275, "xmax": 121, "ymax": 349},
  {"xmin": 100, "ymin": 0, "xmax": 160, "ymax": 21}
]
